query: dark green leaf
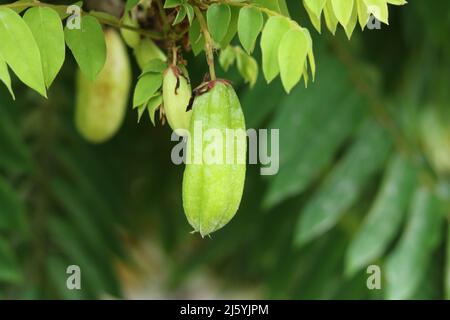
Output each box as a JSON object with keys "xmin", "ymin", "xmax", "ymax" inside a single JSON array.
[
  {"xmin": 295, "ymin": 120, "xmax": 392, "ymax": 246},
  {"xmin": 385, "ymin": 188, "xmax": 444, "ymax": 299},
  {"xmin": 346, "ymin": 154, "xmax": 417, "ymax": 275}
]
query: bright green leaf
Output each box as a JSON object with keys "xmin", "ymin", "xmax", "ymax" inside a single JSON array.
[
  {"xmin": 331, "ymin": 0, "xmax": 355, "ymax": 26},
  {"xmin": 173, "ymin": 5, "xmax": 187, "ymax": 25},
  {"xmin": 65, "ymin": 15, "xmax": 106, "ymax": 81},
  {"xmin": 0, "ymin": 8, "xmax": 46, "ymax": 97},
  {"xmin": 0, "ymin": 56, "xmax": 14, "ymax": 98},
  {"xmin": 260, "ymin": 16, "xmax": 291, "ymax": 83},
  {"xmin": 278, "ymin": 28, "xmax": 308, "ymax": 93},
  {"xmin": 189, "ymin": 18, "xmax": 205, "ymax": 56},
  {"xmin": 238, "ymin": 7, "xmax": 263, "ymax": 54},
  {"xmin": 364, "ymin": 0, "xmax": 389, "ymax": 24},
  {"xmin": 236, "ymin": 48, "xmax": 258, "ymax": 87},
  {"xmin": 133, "ymin": 73, "xmax": 162, "ymax": 107},
  {"xmin": 147, "ymin": 95, "xmax": 163, "ymax": 125},
  {"xmin": 207, "ymin": 4, "xmax": 231, "ymax": 43},
  {"xmin": 23, "ymin": 7, "xmax": 65, "ymax": 88},
  {"xmin": 164, "ymin": 0, "xmax": 182, "ymax": 9},
  {"xmin": 323, "ymin": 0, "xmax": 339, "ymax": 34}
]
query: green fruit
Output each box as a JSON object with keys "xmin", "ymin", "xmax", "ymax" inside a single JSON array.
[
  {"xmin": 182, "ymin": 81, "xmax": 247, "ymax": 236},
  {"xmin": 120, "ymin": 12, "xmax": 141, "ymax": 48},
  {"xmin": 75, "ymin": 29, "xmax": 131, "ymax": 144},
  {"xmin": 133, "ymin": 38, "xmax": 166, "ymax": 70},
  {"xmin": 163, "ymin": 66, "xmax": 192, "ymax": 136}
]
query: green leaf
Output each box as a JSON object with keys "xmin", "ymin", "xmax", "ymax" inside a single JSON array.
[
  {"xmin": 295, "ymin": 120, "xmax": 392, "ymax": 246},
  {"xmin": 343, "ymin": 0, "xmax": 358, "ymax": 39},
  {"xmin": 147, "ymin": 95, "xmax": 163, "ymax": 125},
  {"xmin": 0, "ymin": 55, "xmax": 14, "ymax": 98},
  {"xmin": 133, "ymin": 73, "xmax": 163, "ymax": 107},
  {"xmin": 277, "ymin": 0, "xmax": 290, "ymax": 17},
  {"xmin": 236, "ymin": 48, "xmax": 258, "ymax": 87},
  {"xmin": 23, "ymin": 7, "xmax": 65, "ymax": 88},
  {"xmin": 303, "ymin": 0, "xmax": 327, "ymax": 32},
  {"xmin": 0, "ymin": 8, "xmax": 46, "ymax": 97},
  {"xmin": 219, "ymin": 6, "xmax": 240, "ymax": 49},
  {"xmin": 385, "ymin": 188, "xmax": 444, "ymax": 299},
  {"xmin": 184, "ymin": 4, "xmax": 194, "ymax": 25},
  {"xmin": 207, "ymin": 4, "xmax": 231, "ymax": 43},
  {"xmin": 323, "ymin": 1, "xmax": 339, "ymax": 34},
  {"xmin": 264, "ymin": 57, "xmax": 366, "ymax": 208},
  {"xmin": 331, "ymin": 0, "xmax": 355, "ymax": 26},
  {"xmin": 303, "ymin": 0, "xmax": 327, "ymax": 17},
  {"xmin": 260, "ymin": 16, "xmax": 291, "ymax": 83},
  {"xmin": 189, "ymin": 18, "xmax": 205, "ymax": 56},
  {"xmin": 164, "ymin": 0, "xmax": 182, "ymax": 9},
  {"xmin": 238, "ymin": 7, "xmax": 263, "ymax": 54},
  {"xmin": 65, "ymin": 15, "xmax": 106, "ymax": 81},
  {"xmin": 253, "ymin": 0, "xmax": 281, "ymax": 13},
  {"xmin": 364, "ymin": 0, "xmax": 389, "ymax": 24},
  {"xmin": 278, "ymin": 28, "xmax": 309, "ymax": 93},
  {"xmin": 173, "ymin": 5, "xmax": 187, "ymax": 25},
  {"xmin": 356, "ymin": 0, "xmax": 370, "ymax": 29},
  {"xmin": 345, "ymin": 154, "xmax": 417, "ymax": 275},
  {"xmin": 140, "ymin": 59, "xmax": 168, "ymax": 76},
  {"xmin": 125, "ymin": 0, "xmax": 140, "ymax": 11},
  {"xmin": 219, "ymin": 45, "xmax": 236, "ymax": 72}
]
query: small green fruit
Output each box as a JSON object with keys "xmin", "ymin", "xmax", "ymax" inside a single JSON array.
[
  {"xmin": 75, "ymin": 29, "xmax": 131, "ymax": 144},
  {"xmin": 163, "ymin": 66, "xmax": 192, "ymax": 136},
  {"xmin": 120, "ymin": 12, "xmax": 141, "ymax": 48},
  {"xmin": 134, "ymin": 39, "xmax": 166, "ymax": 70}
]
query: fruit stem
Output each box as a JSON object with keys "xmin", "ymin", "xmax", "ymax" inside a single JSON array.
[{"xmin": 193, "ymin": 6, "xmax": 216, "ymax": 80}]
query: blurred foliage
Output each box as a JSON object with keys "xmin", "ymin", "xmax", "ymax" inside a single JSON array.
[{"xmin": 1, "ymin": 0, "xmax": 450, "ymax": 299}]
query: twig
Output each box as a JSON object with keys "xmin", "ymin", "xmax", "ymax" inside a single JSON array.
[{"xmin": 194, "ymin": 6, "xmax": 216, "ymax": 80}]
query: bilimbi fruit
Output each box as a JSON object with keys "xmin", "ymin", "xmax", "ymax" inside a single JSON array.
[
  {"xmin": 162, "ymin": 65, "xmax": 192, "ymax": 136},
  {"xmin": 134, "ymin": 38, "xmax": 166, "ymax": 69},
  {"xmin": 182, "ymin": 80, "xmax": 247, "ymax": 236},
  {"xmin": 75, "ymin": 29, "xmax": 131, "ymax": 143}
]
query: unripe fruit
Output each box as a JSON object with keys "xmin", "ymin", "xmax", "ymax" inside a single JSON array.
[
  {"xmin": 163, "ymin": 66, "xmax": 192, "ymax": 136},
  {"xmin": 182, "ymin": 81, "xmax": 247, "ymax": 236},
  {"xmin": 75, "ymin": 29, "xmax": 131, "ymax": 144},
  {"xmin": 121, "ymin": 12, "xmax": 141, "ymax": 48},
  {"xmin": 134, "ymin": 39, "xmax": 166, "ymax": 70}
]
